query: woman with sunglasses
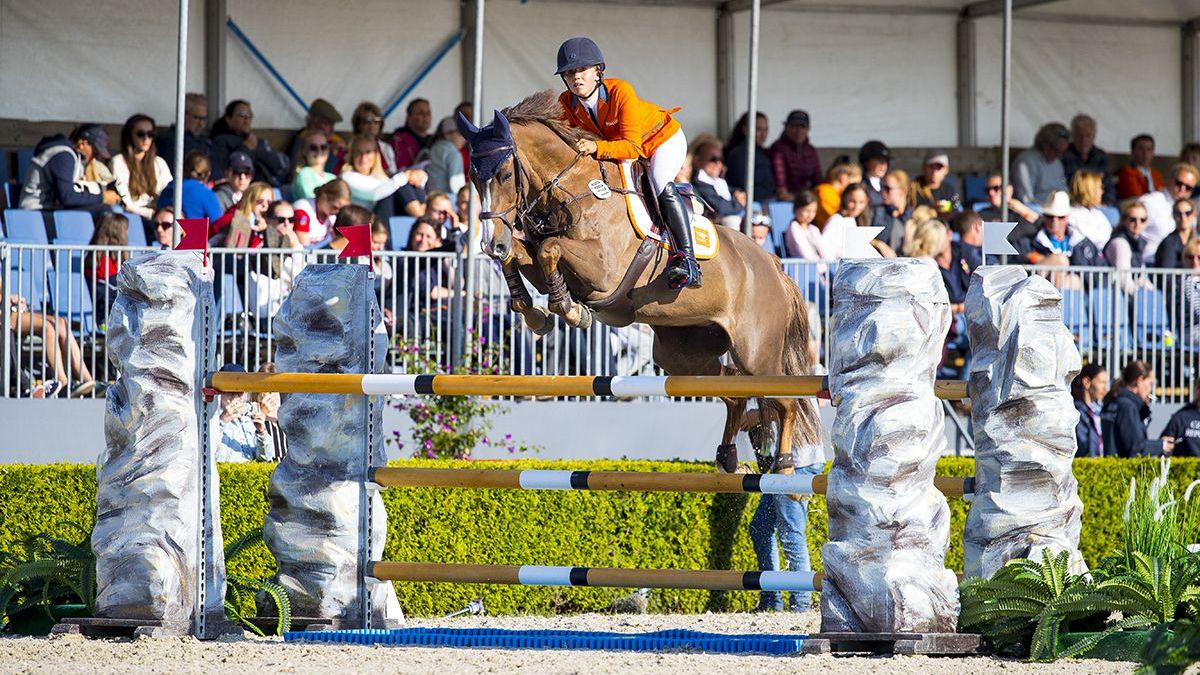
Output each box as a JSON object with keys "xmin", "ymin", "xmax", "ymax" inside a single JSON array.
[
  {"xmin": 1105, "ymin": 202, "xmax": 1157, "ymax": 294},
  {"xmin": 690, "ymin": 138, "xmax": 743, "ymax": 229},
  {"xmin": 351, "ymin": 102, "xmax": 397, "ymax": 175},
  {"xmin": 247, "ymin": 200, "xmax": 307, "ymax": 318},
  {"xmin": 111, "ymin": 114, "xmax": 173, "ymax": 218},
  {"xmin": 290, "ymin": 130, "xmax": 335, "ymax": 201},
  {"xmin": 1154, "ymin": 198, "xmax": 1198, "ymax": 269}
]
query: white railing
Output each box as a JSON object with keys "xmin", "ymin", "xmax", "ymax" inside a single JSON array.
[{"xmin": 4, "ymin": 243, "xmax": 1195, "ymax": 409}]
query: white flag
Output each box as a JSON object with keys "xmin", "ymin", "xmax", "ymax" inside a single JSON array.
[
  {"xmin": 982, "ymin": 221, "xmax": 1019, "ymax": 258},
  {"xmin": 842, "ymin": 226, "xmax": 884, "ymax": 259}
]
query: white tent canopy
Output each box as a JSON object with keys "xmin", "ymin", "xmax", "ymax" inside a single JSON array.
[{"xmin": 2, "ymin": 0, "xmax": 1198, "ymax": 149}]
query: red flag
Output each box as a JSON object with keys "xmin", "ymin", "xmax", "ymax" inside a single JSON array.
[
  {"xmin": 337, "ymin": 224, "xmax": 372, "ymax": 259},
  {"xmin": 176, "ymin": 218, "xmax": 209, "ymax": 252}
]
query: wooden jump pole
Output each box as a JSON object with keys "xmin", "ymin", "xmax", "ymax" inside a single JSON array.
[
  {"xmin": 208, "ymin": 373, "xmax": 969, "ymax": 400},
  {"xmin": 368, "ymin": 561, "xmax": 823, "ymax": 592},
  {"xmin": 370, "ymin": 467, "xmax": 974, "ymax": 498}
]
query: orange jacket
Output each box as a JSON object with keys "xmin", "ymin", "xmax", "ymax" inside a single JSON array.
[
  {"xmin": 1116, "ymin": 164, "xmax": 1164, "ymax": 200},
  {"xmin": 558, "ymin": 78, "xmax": 680, "ymax": 161}
]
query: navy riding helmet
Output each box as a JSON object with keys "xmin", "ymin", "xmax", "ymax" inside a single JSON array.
[{"xmin": 555, "ymin": 36, "xmax": 605, "ymax": 75}]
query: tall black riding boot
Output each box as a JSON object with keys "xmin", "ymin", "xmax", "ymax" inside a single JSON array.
[{"xmin": 657, "ymin": 182, "xmax": 702, "ymax": 289}]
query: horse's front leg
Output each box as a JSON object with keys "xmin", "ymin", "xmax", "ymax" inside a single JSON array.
[
  {"xmin": 502, "ymin": 238, "xmax": 552, "ymax": 335},
  {"xmin": 538, "ymin": 237, "xmax": 593, "ymax": 330}
]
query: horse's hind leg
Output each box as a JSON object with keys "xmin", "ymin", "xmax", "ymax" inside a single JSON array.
[
  {"xmin": 538, "ymin": 237, "xmax": 593, "ymax": 329},
  {"xmin": 503, "ymin": 239, "xmax": 552, "ymax": 335}
]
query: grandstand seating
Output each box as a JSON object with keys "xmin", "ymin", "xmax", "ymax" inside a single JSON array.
[
  {"xmin": 3, "ymin": 210, "xmax": 48, "ymax": 244},
  {"xmin": 389, "ymin": 215, "xmax": 417, "ymax": 251},
  {"xmin": 124, "ymin": 212, "xmax": 149, "ymax": 246},
  {"xmin": 52, "ymin": 211, "xmax": 95, "ymax": 245}
]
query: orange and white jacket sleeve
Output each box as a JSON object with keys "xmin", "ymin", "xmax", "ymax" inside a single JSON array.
[{"xmin": 593, "ymin": 84, "xmax": 648, "ymax": 161}]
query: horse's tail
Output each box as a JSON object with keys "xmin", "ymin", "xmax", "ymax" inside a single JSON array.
[{"xmin": 760, "ymin": 272, "xmax": 826, "ymax": 458}]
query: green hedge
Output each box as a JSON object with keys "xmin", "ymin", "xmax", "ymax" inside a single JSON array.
[{"xmin": 1, "ymin": 458, "xmax": 1196, "ymax": 616}]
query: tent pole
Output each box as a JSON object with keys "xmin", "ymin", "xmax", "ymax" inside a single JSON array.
[
  {"xmin": 461, "ymin": 0, "xmax": 484, "ymax": 365},
  {"xmin": 172, "ymin": 0, "xmax": 189, "ymax": 247},
  {"xmin": 742, "ymin": 0, "xmax": 760, "ymax": 236},
  {"xmin": 999, "ymin": 0, "xmax": 1012, "ymax": 239}
]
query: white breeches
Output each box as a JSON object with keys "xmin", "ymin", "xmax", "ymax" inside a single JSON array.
[{"xmin": 649, "ymin": 129, "xmax": 687, "ymax": 195}]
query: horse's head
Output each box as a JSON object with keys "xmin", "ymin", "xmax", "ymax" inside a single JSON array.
[{"xmin": 457, "ymin": 110, "xmax": 519, "ymax": 261}]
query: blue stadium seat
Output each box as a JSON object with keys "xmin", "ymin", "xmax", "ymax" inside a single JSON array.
[
  {"xmin": 2, "ymin": 209, "xmax": 48, "ymax": 244},
  {"xmin": 52, "ymin": 211, "xmax": 95, "ymax": 245},
  {"xmin": 767, "ymin": 200, "xmax": 793, "ymax": 254},
  {"xmin": 963, "ymin": 174, "xmax": 987, "ymax": 204},
  {"xmin": 48, "ymin": 264, "xmax": 95, "ymax": 335},
  {"xmin": 278, "ymin": 184, "xmax": 293, "ymax": 202},
  {"xmin": 1134, "ymin": 287, "xmax": 1169, "ymax": 348},
  {"xmin": 389, "ymin": 215, "xmax": 417, "ymax": 251},
  {"xmin": 1060, "ymin": 288, "xmax": 1089, "ymax": 350},
  {"xmin": 971, "ymin": 201, "xmax": 990, "ymax": 214},
  {"xmin": 1091, "ymin": 286, "xmax": 1132, "ymax": 350},
  {"xmin": 0, "ymin": 150, "xmax": 9, "ymax": 205},
  {"xmin": 6, "ymin": 248, "xmax": 52, "ymax": 311},
  {"xmin": 1099, "ymin": 206, "xmax": 1119, "ymax": 226},
  {"xmin": 15, "ymin": 149, "xmax": 33, "ymax": 185},
  {"xmin": 124, "ymin": 212, "xmax": 148, "ymax": 246},
  {"xmin": 2, "ymin": 183, "xmax": 12, "ymax": 210}
]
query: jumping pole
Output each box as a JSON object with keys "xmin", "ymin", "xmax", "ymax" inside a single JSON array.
[{"xmin": 208, "ymin": 373, "xmax": 969, "ymax": 400}]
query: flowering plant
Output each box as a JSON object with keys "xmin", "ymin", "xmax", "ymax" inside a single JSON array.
[{"xmin": 388, "ymin": 330, "xmax": 530, "ymax": 460}]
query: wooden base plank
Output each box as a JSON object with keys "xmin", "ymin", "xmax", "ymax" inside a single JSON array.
[{"xmin": 801, "ymin": 632, "xmax": 986, "ymax": 656}]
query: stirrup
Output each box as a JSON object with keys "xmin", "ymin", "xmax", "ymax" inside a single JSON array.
[{"xmin": 666, "ymin": 252, "xmax": 702, "ymax": 290}]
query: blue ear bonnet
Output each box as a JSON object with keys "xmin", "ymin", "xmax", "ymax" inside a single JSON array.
[{"xmin": 457, "ymin": 110, "xmax": 514, "ymax": 182}]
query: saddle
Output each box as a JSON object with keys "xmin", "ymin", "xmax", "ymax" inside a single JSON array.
[
  {"xmin": 586, "ymin": 160, "xmax": 720, "ymax": 314},
  {"xmin": 611, "ymin": 159, "xmax": 718, "ymax": 260}
]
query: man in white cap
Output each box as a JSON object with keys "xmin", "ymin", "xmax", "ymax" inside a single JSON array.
[{"xmin": 1021, "ymin": 190, "xmax": 1099, "ymax": 268}]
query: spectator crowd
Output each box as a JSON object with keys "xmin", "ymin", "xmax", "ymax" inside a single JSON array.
[{"xmin": 10, "ymin": 94, "xmax": 1200, "ymax": 436}]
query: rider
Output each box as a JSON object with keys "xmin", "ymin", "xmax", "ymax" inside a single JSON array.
[{"xmin": 554, "ymin": 36, "xmax": 700, "ymax": 289}]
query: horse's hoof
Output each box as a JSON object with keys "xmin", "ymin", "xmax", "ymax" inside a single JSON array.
[
  {"xmin": 573, "ymin": 305, "xmax": 593, "ymax": 330},
  {"xmin": 524, "ymin": 309, "xmax": 553, "ymax": 336},
  {"xmin": 715, "ymin": 443, "xmax": 738, "ymax": 474}
]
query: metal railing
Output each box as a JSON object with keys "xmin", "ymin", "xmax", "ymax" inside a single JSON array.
[{"xmin": 3, "ymin": 243, "xmax": 1195, "ymax": 409}]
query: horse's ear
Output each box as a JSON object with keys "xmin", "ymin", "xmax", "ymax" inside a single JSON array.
[
  {"xmin": 493, "ymin": 109, "xmax": 511, "ymax": 140},
  {"xmin": 455, "ymin": 111, "xmax": 479, "ymax": 140}
]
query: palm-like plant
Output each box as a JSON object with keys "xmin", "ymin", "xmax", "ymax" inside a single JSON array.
[
  {"xmin": 959, "ymin": 548, "xmax": 1095, "ymax": 658},
  {"xmin": 0, "ymin": 523, "xmax": 96, "ymax": 630},
  {"xmin": 1138, "ymin": 617, "xmax": 1200, "ymax": 674},
  {"xmin": 1052, "ymin": 553, "xmax": 1200, "ymax": 660},
  {"xmin": 222, "ymin": 528, "xmax": 291, "ymax": 637}
]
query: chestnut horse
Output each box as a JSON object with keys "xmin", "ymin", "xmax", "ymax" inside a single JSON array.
[{"xmin": 458, "ymin": 91, "xmax": 821, "ymax": 472}]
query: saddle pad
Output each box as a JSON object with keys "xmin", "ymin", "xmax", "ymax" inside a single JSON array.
[{"xmin": 618, "ymin": 161, "xmax": 718, "ymax": 260}]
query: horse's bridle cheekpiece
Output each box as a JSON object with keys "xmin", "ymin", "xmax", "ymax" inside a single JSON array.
[{"xmin": 457, "ymin": 110, "xmax": 597, "ymax": 238}]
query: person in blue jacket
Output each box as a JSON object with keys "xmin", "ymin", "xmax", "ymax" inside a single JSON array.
[
  {"xmin": 157, "ymin": 150, "xmax": 224, "ymax": 222},
  {"xmin": 1160, "ymin": 378, "xmax": 1200, "ymax": 457},
  {"xmin": 19, "ymin": 126, "xmax": 120, "ymax": 212},
  {"xmin": 1101, "ymin": 360, "xmax": 1174, "ymax": 457},
  {"xmin": 1072, "ymin": 363, "xmax": 1108, "ymax": 457}
]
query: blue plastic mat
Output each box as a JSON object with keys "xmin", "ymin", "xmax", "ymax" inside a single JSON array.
[{"xmin": 285, "ymin": 627, "xmax": 809, "ymax": 654}]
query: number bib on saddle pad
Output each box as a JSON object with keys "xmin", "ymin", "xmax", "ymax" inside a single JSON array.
[{"xmin": 617, "ymin": 160, "xmax": 719, "ymax": 260}]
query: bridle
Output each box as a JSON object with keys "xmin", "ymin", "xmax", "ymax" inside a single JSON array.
[{"xmin": 475, "ymin": 137, "xmax": 599, "ymax": 237}]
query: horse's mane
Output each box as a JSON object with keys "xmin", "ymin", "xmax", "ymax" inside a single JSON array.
[{"xmin": 502, "ymin": 90, "xmax": 597, "ymax": 145}]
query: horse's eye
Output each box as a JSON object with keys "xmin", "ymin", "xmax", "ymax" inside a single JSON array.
[{"xmin": 499, "ymin": 170, "xmax": 513, "ymax": 183}]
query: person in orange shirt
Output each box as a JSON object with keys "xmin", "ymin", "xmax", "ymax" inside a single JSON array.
[
  {"xmin": 1116, "ymin": 134, "xmax": 1165, "ymax": 200},
  {"xmin": 554, "ymin": 37, "xmax": 699, "ymax": 289},
  {"xmin": 813, "ymin": 159, "xmax": 860, "ymax": 228}
]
